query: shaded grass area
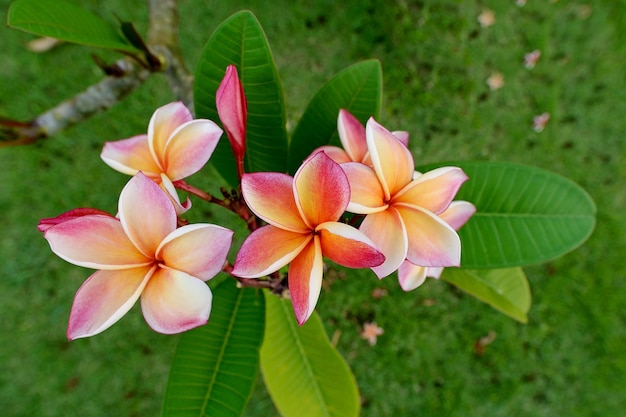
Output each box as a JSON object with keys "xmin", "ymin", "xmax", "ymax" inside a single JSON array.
[{"xmin": 1, "ymin": 1, "xmax": 625, "ymax": 416}]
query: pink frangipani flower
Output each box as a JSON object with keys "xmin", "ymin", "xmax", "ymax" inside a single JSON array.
[
  {"xmin": 100, "ymin": 101, "xmax": 223, "ymax": 212},
  {"xmin": 40, "ymin": 172, "xmax": 233, "ymax": 339},
  {"xmin": 341, "ymin": 118, "xmax": 469, "ymax": 278},
  {"xmin": 232, "ymin": 151, "xmax": 385, "ymax": 325},
  {"xmin": 397, "ymin": 201, "xmax": 476, "ymax": 291},
  {"xmin": 216, "ymin": 64, "xmax": 247, "ymax": 179}
]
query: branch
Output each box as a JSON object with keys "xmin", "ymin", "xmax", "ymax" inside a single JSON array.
[{"xmin": 1, "ymin": 0, "xmax": 194, "ymax": 147}]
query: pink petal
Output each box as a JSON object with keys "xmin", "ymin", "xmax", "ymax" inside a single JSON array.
[
  {"xmin": 393, "ymin": 167, "xmax": 468, "ymax": 214},
  {"xmin": 288, "ymin": 236, "xmax": 324, "ymax": 325},
  {"xmin": 392, "ymin": 130, "xmax": 410, "ymax": 146},
  {"xmin": 316, "ymin": 221, "xmax": 385, "ymax": 268},
  {"xmin": 360, "ymin": 208, "xmax": 408, "ymax": 278},
  {"xmin": 216, "ymin": 65, "xmax": 247, "ymax": 158},
  {"xmin": 38, "ymin": 208, "xmax": 113, "ymax": 233},
  {"xmin": 67, "ymin": 265, "xmax": 155, "ymax": 340},
  {"xmin": 241, "ymin": 172, "xmax": 309, "ymax": 232},
  {"xmin": 338, "ymin": 109, "xmax": 368, "ymax": 162},
  {"xmin": 160, "ymin": 174, "xmax": 192, "ymax": 215},
  {"xmin": 395, "ymin": 204, "xmax": 461, "ymax": 267},
  {"xmin": 157, "ymin": 223, "xmax": 233, "ymax": 281},
  {"xmin": 232, "ymin": 225, "xmax": 312, "ymax": 278},
  {"xmin": 118, "ymin": 173, "xmax": 177, "ymax": 258},
  {"xmin": 44, "ymin": 215, "xmax": 151, "ymax": 269},
  {"xmin": 397, "ymin": 260, "xmax": 427, "ymax": 291},
  {"xmin": 341, "ymin": 162, "xmax": 387, "ymax": 214},
  {"xmin": 293, "ymin": 152, "xmax": 350, "ymax": 228},
  {"xmin": 141, "ymin": 266, "xmax": 213, "ymax": 334},
  {"xmin": 440, "ymin": 201, "xmax": 476, "ymax": 230},
  {"xmin": 162, "ymin": 119, "xmax": 223, "ymax": 181},
  {"xmin": 101, "ymin": 135, "xmax": 162, "ymax": 178},
  {"xmin": 366, "ymin": 118, "xmax": 414, "ymax": 200},
  {"xmin": 147, "ymin": 102, "xmax": 193, "ymax": 165},
  {"xmin": 313, "ymin": 145, "xmax": 352, "ymax": 164}
]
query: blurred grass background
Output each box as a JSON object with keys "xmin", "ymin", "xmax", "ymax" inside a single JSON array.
[{"xmin": 1, "ymin": 0, "xmax": 625, "ymax": 416}]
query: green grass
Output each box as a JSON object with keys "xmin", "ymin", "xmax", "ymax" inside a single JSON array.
[{"xmin": 1, "ymin": 1, "xmax": 625, "ymax": 416}]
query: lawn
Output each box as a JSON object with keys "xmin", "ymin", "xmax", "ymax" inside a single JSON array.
[{"xmin": 1, "ymin": 1, "xmax": 625, "ymax": 416}]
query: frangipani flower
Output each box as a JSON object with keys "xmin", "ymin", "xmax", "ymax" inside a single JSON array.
[
  {"xmin": 315, "ymin": 109, "xmax": 408, "ymax": 165},
  {"xmin": 397, "ymin": 200, "xmax": 476, "ymax": 291},
  {"xmin": 232, "ymin": 152, "xmax": 385, "ymax": 325},
  {"xmin": 40, "ymin": 172, "xmax": 233, "ymax": 339},
  {"xmin": 342, "ymin": 118, "xmax": 469, "ymax": 278},
  {"xmin": 216, "ymin": 64, "xmax": 247, "ymax": 179},
  {"xmin": 101, "ymin": 101, "xmax": 223, "ymax": 212}
]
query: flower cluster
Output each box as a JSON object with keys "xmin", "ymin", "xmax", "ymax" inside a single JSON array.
[{"xmin": 39, "ymin": 66, "xmax": 473, "ymax": 339}]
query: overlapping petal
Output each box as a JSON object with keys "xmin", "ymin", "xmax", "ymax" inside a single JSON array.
[
  {"xmin": 341, "ymin": 162, "xmax": 387, "ymax": 214},
  {"xmin": 440, "ymin": 200, "xmax": 477, "ymax": 230},
  {"xmin": 157, "ymin": 224, "xmax": 233, "ymax": 281},
  {"xmin": 148, "ymin": 101, "xmax": 193, "ymax": 164},
  {"xmin": 366, "ymin": 118, "xmax": 414, "ymax": 199},
  {"xmin": 141, "ymin": 267, "xmax": 213, "ymax": 334},
  {"xmin": 118, "ymin": 173, "xmax": 177, "ymax": 258},
  {"xmin": 393, "ymin": 166, "xmax": 468, "ymax": 214},
  {"xmin": 317, "ymin": 221, "xmax": 385, "ymax": 268},
  {"xmin": 232, "ymin": 225, "xmax": 312, "ymax": 278},
  {"xmin": 162, "ymin": 119, "xmax": 222, "ymax": 181},
  {"xmin": 294, "ymin": 152, "xmax": 349, "ymax": 227},
  {"xmin": 395, "ymin": 204, "xmax": 461, "ymax": 267},
  {"xmin": 44, "ymin": 215, "xmax": 151, "ymax": 269},
  {"xmin": 288, "ymin": 237, "xmax": 324, "ymax": 325},
  {"xmin": 241, "ymin": 172, "xmax": 308, "ymax": 232},
  {"xmin": 338, "ymin": 108, "xmax": 368, "ymax": 162},
  {"xmin": 67, "ymin": 266, "xmax": 155, "ymax": 340},
  {"xmin": 397, "ymin": 262, "xmax": 427, "ymax": 291},
  {"xmin": 314, "ymin": 145, "xmax": 352, "ymax": 164},
  {"xmin": 360, "ymin": 207, "xmax": 408, "ymax": 278},
  {"xmin": 101, "ymin": 135, "xmax": 161, "ymax": 178}
]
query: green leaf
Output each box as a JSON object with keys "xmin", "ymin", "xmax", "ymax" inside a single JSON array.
[
  {"xmin": 194, "ymin": 11, "xmax": 288, "ymax": 186},
  {"xmin": 442, "ymin": 267, "xmax": 531, "ymax": 323},
  {"xmin": 418, "ymin": 161, "xmax": 597, "ymax": 268},
  {"xmin": 161, "ymin": 280, "xmax": 265, "ymax": 417},
  {"xmin": 287, "ymin": 60, "xmax": 382, "ymax": 173},
  {"xmin": 7, "ymin": 0, "xmax": 138, "ymax": 52},
  {"xmin": 260, "ymin": 293, "xmax": 360, "ymax": 417}
]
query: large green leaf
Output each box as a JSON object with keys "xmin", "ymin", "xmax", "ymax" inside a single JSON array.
[
  {"xmin": 194, "ymin": 11, "xmax": 288, "ymax": 186},
  {"xmin": 442, "ymin": 267, "xmax": 531, "ymax": 323},
  {"xmin": 287, "ymin": 59, "xmax": 382, "ymax": 173},
  {"xmin": 7, "ymin": 0, "xmax": 138, "ymax": 52},
  {"xmin": 260, "ymin": 293, "xmax": 360, "ymax": 417},
  {"xmin": 161, "ymin": 280, "xmax": 265, "ymax": 417},
  {"xmin": 419, "ymin": 161, "xmax": 596, "ymax": 268}
]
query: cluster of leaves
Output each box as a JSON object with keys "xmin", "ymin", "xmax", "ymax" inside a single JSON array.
[{"xmin": 7, "ymin": 1, "xmax": 596, "ymax": 416}]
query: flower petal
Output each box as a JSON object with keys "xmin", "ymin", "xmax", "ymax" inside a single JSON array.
[
  {"xmin": 392, "ymin": 130, "xmax": 410, "ymax": 146},
  {"xmin": 342, "ymin": 162, "xmax": 387, "ymax": 214},
  {"xmin": 396, "ymin": 204, "xmax": 461, "ymax": 267},
  {"xmin": 101, "ymin": 135, "xmax": 161, "ymax": 178},
  {"xmin": 313, "ymin": 145, "xmax": 352, "ymax": 164},
  {"xmin": 397, "ymin": 261, "xmax": 427, "ymax": 291},
  {"xmin": 141, "ymin": 266, "xmax": 212, "ymax": 334},
  {"xmin": 216, "ymin": 65, "xmax": 247, "ymax": 158},
  {"xmin": 44, "ymin": 215, "xmax": 151, "ymax": 269},
  {"xmin": 38, "ymin": 208, "xmax": 113, "ymax": 233},
  {"xmin": 288, "ymin": 236, "xmax": 324, "ymax": 325},
  {"xmin": 157, "ymin": 223, "xmax": 233, "ymax": 281},
  {"xmin": 317, "ymin": 221, "xmax": 385, "ymax": 268},
  {"xmin": 393, "ymin": 166, "xmax": 468, "ymax": 214},
  {"xmin": 366, "ymin": 118, "xmax": 414, "ymax": 200},
  {"xmin": 440, "ymin": 201, "xmax": 476, "ymax": 230},
  {"xmin": 360, "ymin": 207, "xmax": 408, "ymax": 278},
  {"xmin": 232, "ymin": 226, "xmax": 311, "ymax": 278},
  {"xmin": 118, "ymin": 173, "xmax": 177, "ymax": 257},
  {"xmin": 162, "ymin": 119, "xmax": 223, "ymax": 180},
  {"xmin": 338, "ymin": 109, "xmax": 368, "ymax": 162},
  {"xmin": 294, "ymin": 151, "xmax": 349, "ymax": 227},
  {"xmin": 147, "ymin": 101, "xmax": 193, "ymax": 166},
  {"xmin": 241, "ymin": 172, "xmax": 308, "ymax": 232},
  {"xmin": 67, "ymin": 265, "xmax": 155, "ymax": 340}
]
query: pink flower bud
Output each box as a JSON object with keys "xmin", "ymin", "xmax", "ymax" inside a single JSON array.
[{"xmin": 216, "ymin": 65, "xmax": 247, "ymax": 179}]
